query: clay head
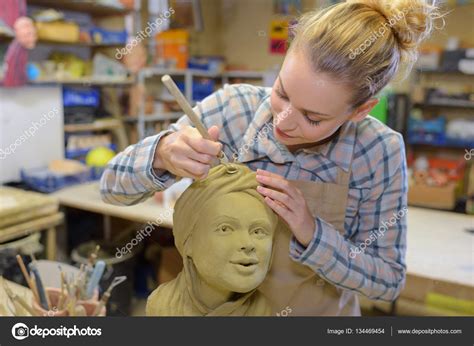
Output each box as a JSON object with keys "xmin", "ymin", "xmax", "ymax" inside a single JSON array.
[{"xmin": 172, "ymin": 164, "xmax": 278, "ymax": 294}]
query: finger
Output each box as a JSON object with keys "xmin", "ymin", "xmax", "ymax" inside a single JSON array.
[
  {"xmin": 264, "ymin": 196, "xmax": 291, "ymax": 222},
  {"xmin": 256, "ymin": 169, "xmax": 285, "ymax": 180},
  {"xmin": 182, "ymin": 146, "xmax": 214, "ymax": 164},
  {"xmin": 187, "ymin": 136, "xmax": 222, "ymax": 156},
  {"xmin": 256, "ymin": 174, "xmax": 292, "ymax": 195},
  {"xmin": 257, "ymin": 186, "xmax": 295, "ymax": 211},
  {"xmin": 179, "ymin": 159, "xmax": 210, "ymax": 179},
  {"xmin": 207, "ymin": 125, "xmax": 220, "ymax": 142}
]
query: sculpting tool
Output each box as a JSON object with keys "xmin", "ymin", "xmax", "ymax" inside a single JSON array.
[
  {"xmin": 93, "ymin": 276, "xmax": 127, "ymax": 316},
  {"xmin": 15, "ymin": 255, "xmax": 39, "ymax": 303},
  {"xmin": 58, "ymin": 268, "xmax": 66, "ymax": 310},
  {"xmin": 161, "ymin": 74, "xmax": 229, "ymax": 166},
  {"xmin": 86, "ymin": 260, "xmax": 105, "ymax": 299},
  {"xmin": 28, "ymin": 262, "xmax": 50, "ymax": 310}
]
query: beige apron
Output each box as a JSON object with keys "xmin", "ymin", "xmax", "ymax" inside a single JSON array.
[{"xmin": 259, "ymin": 163, "xmax": 361, "ymax": 316}]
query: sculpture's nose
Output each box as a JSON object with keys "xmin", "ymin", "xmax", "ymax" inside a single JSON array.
[{"xmin": 238, "ymin": 230, "xmax": 255, "ymax": 253}]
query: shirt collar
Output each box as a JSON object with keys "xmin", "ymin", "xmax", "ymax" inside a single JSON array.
[{"xmin": 237, "ymin": 95, "xmax": 356, "ymax": 172}]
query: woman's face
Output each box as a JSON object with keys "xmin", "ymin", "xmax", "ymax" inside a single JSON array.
[
  {"xmin": 270, "ymin": 49, "xmax": 357, "ymax": 146},
  {"xmin": 189, "ymin": 192, "xmax": 276, "ymax": 293}
]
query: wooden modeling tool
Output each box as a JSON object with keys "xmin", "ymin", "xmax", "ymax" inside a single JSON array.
[{"xmin": 161, "ymin": 74, "xmax": 230, "ymax": 166}]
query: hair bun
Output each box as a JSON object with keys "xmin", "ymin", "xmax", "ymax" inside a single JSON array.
[{"xmin": 349, "ymin": 0, "xmax": 442, "ymax": 60}]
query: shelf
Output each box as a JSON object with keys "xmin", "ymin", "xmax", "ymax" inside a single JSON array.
[
  {"xmin": 140, "ymin": 67, "xmax": 267, "ymax": 79},
  {"xmin": 408, "ymin": 139, "xmax": 474, "ymax": 149},
  {"xmin": 30, "ymin": 77, "xmax": 134, "ymax": 86},
  {"xmin": 36, "ymin": 39, "xmax": 125, "ymax": 48},
  {"xmin": 223, "ymin": 70, "xmax": 267, "ymax": 79},
  {"xmin": 27, "ymin": 0, "xmax": 131, "ymax": 16},
  {"xmin": 64, "ymin": 118, "xmax": 123, "ymax": 133},
  {"xmin": 124, "ymin": 112, "xmax": 183, "ymax": 123},
  {"xmin": 416, "ymin": 68, "xmax": 474, "ymax": 76},
  {"xmin": 141, "ymin": 67, "xmax": 221, "ymax": 79},
  {"xmin": 413, "ymin": 102, "xmax": 474, "ymax": 110}
]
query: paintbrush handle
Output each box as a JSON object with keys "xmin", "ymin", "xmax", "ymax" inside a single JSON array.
[
  {"xmin": 16, "ymin": 255, "xmax": 39, "ymax": 303},
  {"xmin": 28, "ymin": 264, "xmax": 48, "ymax": 310},
  {"xmin": 86, "ymin": 260, "xmax": 105, "ymax": 299}
]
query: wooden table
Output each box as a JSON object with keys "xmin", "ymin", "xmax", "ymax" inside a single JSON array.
[
  {"xmin": 361, "ymin": 206, "xmax": 473, "ymax": 316},
  {"xmin": 0, "ymin": 212, "xmax": 63, "ymax": 260},
  {"xmin": 52, "ymin": 182, "xmax": 173, "ymax": 239}
]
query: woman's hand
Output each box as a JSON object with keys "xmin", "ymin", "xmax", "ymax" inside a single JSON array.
[
  {"xmin": 153, "ymin": 125, "xmax": 222, "ymax": 180},
  {"xmin": 256, "ymin": 169, "xmax": 315, "ymax": 247}
]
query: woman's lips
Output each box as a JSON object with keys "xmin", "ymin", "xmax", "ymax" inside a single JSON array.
[{"xmin": 275, "ymin": 127, "xmax": 295, "ymax": 139}]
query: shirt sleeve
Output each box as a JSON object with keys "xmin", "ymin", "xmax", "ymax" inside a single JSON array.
[
  {"xmin": 100, "ymin": 84, "xmax": 254, "ymax": 206},
  {"xmin": 289, "ymin": 132, "xmax": 408, "ymax": 302}
]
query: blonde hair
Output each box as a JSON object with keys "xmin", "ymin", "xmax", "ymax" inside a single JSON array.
[{"xmin": 290, "ymin": 0, "xmax": 444, "ymax": 108}]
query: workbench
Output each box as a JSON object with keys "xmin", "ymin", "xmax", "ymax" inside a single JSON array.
[{"xmin": 52, "ymin": 182, "xmax": 173, "ymax": 240}]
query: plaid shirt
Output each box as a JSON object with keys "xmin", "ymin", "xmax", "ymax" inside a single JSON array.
[{"xmin": 101, "ymin": 84, "xmax": 408, "ymax": 302}]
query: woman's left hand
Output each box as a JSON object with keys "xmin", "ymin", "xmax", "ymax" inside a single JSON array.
[{"xmin": 256, "ymin": 169, "xmax": 315, "ymax": 247}]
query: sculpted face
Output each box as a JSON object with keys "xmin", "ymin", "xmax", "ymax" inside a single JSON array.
[{"xmin": 188, "ymin": 192, "xmax": 276, "ymax": 293}]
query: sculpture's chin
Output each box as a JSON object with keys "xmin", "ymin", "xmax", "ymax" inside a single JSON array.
[{"xmin": 224, "ymin": 273, "xmax": 266, "ymax": 294}]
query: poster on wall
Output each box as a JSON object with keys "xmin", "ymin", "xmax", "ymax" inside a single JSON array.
[{"xmin": 269, "ymin": 19, "xmax": 289, "ymax": 55}]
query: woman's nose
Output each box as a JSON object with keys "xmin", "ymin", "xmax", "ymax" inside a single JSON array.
[{"xmin": 275, "ymin": 104, "xmax": 294, "ymax": 128}]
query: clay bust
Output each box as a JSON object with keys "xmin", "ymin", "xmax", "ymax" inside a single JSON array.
[{"xmin": 146, "ymin": 164, "xmax": 279, "ymax": 316}]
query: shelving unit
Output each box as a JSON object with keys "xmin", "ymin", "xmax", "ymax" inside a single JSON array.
[
  {"xmin": 409, "ymin": 68, "xmax": 474, "ymax": 149},
  {"xmin": 136, "ymin": 68, "xmax": 271, "ymax": 139},
  {"xmin": 21, "ymin": 0, "xmax": 141, "ymax": 153},
  {"xmin": 27, "ymin": 0, "xmax": 132, "ymax": 16}
]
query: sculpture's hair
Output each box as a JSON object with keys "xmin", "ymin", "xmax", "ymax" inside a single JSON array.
[{"xmin": 289, "ymin": 0, "xmax": 445, "ymax": 108}]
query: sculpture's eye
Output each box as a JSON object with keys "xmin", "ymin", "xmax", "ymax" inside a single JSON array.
[
  {"xmin": 217, "ymin": 225, "xmax": 233, "ymax": 234},
  {"xmin": 251, "ymin": 228, "xmax": 268, "ymax": 238}
]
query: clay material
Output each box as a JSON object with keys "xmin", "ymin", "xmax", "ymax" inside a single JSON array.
[{"xmin": 146, "ymin": 164, "xmax": 279, "ymax": 316}]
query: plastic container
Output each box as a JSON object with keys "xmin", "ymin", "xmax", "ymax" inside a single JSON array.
[
  {"xmin": 90, "ymin": 27, "xmax": 127, "ymax": 44},
  {"xmin": 21, "ymin": 166, "xmax": 90, "ymax": 193},
  {"xmin": 32, "ymin": 288, "xmax": 69, "ymax": 317},
  {"xmin": 63, "ymin": 88, "xmax": 100, "ymax": 107}
]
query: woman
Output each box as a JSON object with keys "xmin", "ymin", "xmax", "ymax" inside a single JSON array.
[
  {"xmin": 146, "ymin": 164, "xmax": 279, "ymax": 316},
  {"xmin": 101, "ymin": 0, "xmax": 441, "ymax": 315}
]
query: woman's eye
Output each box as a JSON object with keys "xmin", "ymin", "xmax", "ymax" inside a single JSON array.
[
  {"xmin": 276, "ymin": 89, "xmax": 289, "ymax": 101},
  {"xmin": 304, "ymin": 115, "xmax": 321, "ymax": 127}
]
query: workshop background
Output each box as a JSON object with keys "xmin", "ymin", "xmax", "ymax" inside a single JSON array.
[{"xmin": 0, "ymin": 0, "xmax": 473, "ymax": 317}]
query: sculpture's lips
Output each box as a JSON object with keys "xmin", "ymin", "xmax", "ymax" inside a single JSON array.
[
  {"xmin": 230, "ymin": 258, "xmax": 259, "ymax": 266},
  {"xmin": 230, "ymin": 258, "xmax": 259, "ymax": 274}
]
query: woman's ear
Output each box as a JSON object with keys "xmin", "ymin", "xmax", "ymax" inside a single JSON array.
[{"xmin": 348, "ymin": 98, "xmax": 379, "ymax": 123}]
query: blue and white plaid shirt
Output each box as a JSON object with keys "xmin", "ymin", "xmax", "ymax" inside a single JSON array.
[{"xmin": 101, "ymin": 83, "xmax": 408, "ymax": 302}]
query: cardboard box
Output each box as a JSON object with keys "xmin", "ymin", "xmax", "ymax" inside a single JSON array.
[{"xmin": 408, "ymin": 183, "xmax": 457, "ymax": 210}]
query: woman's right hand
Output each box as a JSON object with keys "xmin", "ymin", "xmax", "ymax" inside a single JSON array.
[{"xmin": 153, "ymin": 125, "xmax": 222, "ymax": 179}]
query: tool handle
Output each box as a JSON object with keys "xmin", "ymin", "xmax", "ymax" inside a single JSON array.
[
  {"xmin": 28, "ymin": 264, "xmax": 48, "ymax": 310},
  {"xmin": 86, "ymin": 260, "xmax": 105, "ymax": 299},
  {"xmin": 161, "ymin": 75, "xmax": 211, "ymax": 140}
]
